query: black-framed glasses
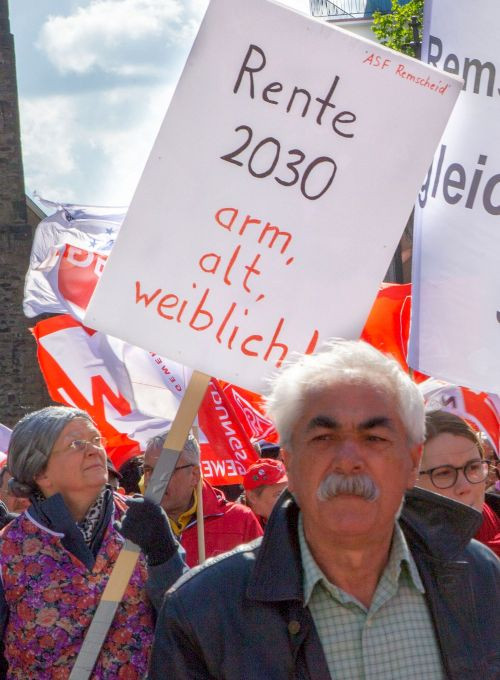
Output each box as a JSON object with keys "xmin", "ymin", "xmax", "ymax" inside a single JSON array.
[
  {"xmin": 143, "ymin": 463, "xmax": 193, "ymax": 477},
  {"xmin": 173, "ymin": 464, "xmax": 194, "ymax": 473},
  {"xmin": 419, "ymin": 458, "xmax": 490, "ymax": 489}
]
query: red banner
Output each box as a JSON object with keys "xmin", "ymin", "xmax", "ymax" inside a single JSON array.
[
  {"xmin": 58, "ymin": 244, "xmax": 107, "ymax": 312},
  {"xmin": 32, "ymin": 315, "xmax": 140, "ymax": 470},
  {"xmin": 31, "ymin": 315, "xmax": 265, "ymax": 483},
  {"xmin": 199, "ymin": 379, "xmax": 260, "ymax": 484},
  {"xmin": 217, "ymin": 381, "xmax": 277, "ymax": 443}
]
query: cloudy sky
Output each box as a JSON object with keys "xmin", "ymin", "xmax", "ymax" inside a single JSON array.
[{"xmin": 10, "ymin": 0, "xmax": 310, "ymax": 209}]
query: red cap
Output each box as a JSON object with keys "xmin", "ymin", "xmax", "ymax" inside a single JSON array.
[{"xmin": 243, "ymin": 458, "xmax": 288, "ymax": 491}]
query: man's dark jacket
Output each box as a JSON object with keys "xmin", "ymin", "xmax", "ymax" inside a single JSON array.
[{"xmin": 150, "ymin": 488, "xmax": 499, "ymax": 679}]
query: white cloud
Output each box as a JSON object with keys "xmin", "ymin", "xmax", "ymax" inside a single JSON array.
[
  {"xmin": 20, "ymin": 95, "xmax": 80, "ymax": 200},
  {"xmin": 88, "ymin": 83, "xmax": 176, "ymax": 204},
  {"xmin": 20, "ymin": 0, "xmax": 312, "ymax": 206},
  {"xmin": 37, "ymin": 0, "xmax": 207, "ymax": 76},
  {"xmin": 19, "ymin": 81, "xmax": 174, "ymax": 205}
]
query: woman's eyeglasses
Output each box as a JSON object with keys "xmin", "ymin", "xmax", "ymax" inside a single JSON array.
[
  {"xmin": 66, "ymin": 436, "xmax": 107, "ymax": 453},
  {"xmin": 419, "ymin": 458, "xmax": 490, "ymax": 489}
]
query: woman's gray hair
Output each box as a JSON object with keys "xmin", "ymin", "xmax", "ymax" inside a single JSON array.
[
  {"xmin": 265, "ymin": 339, "xmax": 425, "ymax": 450},
  {"xmin": 145, "ymin": 433, "xmax": 200, "ymax": 465},
  {"xmin": 8, "ymin": 406, "xmax": 93, "ymax": 498}
]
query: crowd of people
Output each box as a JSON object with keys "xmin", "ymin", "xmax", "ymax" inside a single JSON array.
[{"xmin": 0, "ymin": 340, "xmax": 498, "ymax": 678}]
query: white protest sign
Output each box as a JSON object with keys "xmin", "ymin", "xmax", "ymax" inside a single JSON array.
[
  {"xmin": 85, "ymin": 0, "xmax": 461, "ymax": 393},
  {"xmin": 409, "ymin": 0, "xmax": 500, "ymax": 394}
]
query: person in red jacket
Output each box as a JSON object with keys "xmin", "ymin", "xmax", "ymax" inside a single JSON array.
[{"xmin": 144, "ymin": 433, "xmax": 263, "ymax": 567}]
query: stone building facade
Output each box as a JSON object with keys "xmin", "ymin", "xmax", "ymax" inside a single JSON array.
[{"xmin": 0, "ymin": 0, "xmax": 49, "ymax": 427}]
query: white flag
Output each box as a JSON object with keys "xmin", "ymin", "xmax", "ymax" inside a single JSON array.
[
  {"xmin": 23, "ymin": 200, "xmax": 126, "ymax": 317},
  {"xmin": 33, "ymin": 315, "xmax": 182, "ymax": 462},
  {"xmin": 0, "ymin": 424, "xmax": 11, "ymax": 460},
  {"xmin": 409, "ymin": 0, "xmax": 500, "ymax": 393}
]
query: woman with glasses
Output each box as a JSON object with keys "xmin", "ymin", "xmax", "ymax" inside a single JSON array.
[
  {"xmin": 416, "ymin": 410, "xmax": 499, "ymax": 557},
  {"xmin": 0, "ymin": 406, "xmax": 185, "ymax": 678}
]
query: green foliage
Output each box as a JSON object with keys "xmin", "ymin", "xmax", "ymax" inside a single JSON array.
[{"xmin": 371, "ymin": 0, "xmax": 424, "ymax": 57}]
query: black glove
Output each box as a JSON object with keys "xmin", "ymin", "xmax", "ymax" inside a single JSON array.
[{"xmin": 115, "ymin": 496, "xmax": 178, "ymax": 566}]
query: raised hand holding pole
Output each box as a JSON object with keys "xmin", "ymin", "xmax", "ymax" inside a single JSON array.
[{"xmin": 69, "ymin": 370, "xmax": 211, "ymax": 680}]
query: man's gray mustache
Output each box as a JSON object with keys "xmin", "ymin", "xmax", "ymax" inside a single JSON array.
[{"xmin": 317, "ymin": 473, "xmax": 380, "ymax": 502}]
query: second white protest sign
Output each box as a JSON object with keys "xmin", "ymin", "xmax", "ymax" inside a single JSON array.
[
  {"xmin": 409, "ymin": 0, "xmax": 500, "ymax": 394},
  {"xmin": 85, "ymin": 0, "xmax": 461, "ymax": 393}
]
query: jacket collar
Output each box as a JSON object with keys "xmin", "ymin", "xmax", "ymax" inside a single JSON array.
[
  {"xmin": 247, "ymin": 492, "xmax": 303, "ymax": 603},
  {"xmin": 200, "ymin": 479, "xmax": 227, "ymax": 513},
  {"xmin": 28, "ymin": 487, "xmax": 113, "ymax": 533},
  {"xmin": 28, "ymin": 491, "xmax": 83, "ymax": 535},
  {"xmin": 247, "ymin": 487, "xmax": 483, "ymax": 603},
  {"xmin": 485, "ymin": 491, "xmax": 500, "ymax": 516},
  {"xmin": 182, "ymin": 480, "xmax": 227, "ymax": 531},
  {"xmin": 399, "ymin": 487, "xmax": 483, "ymax": 560},
  {"xmin": 27, "ymin": 486, "xmax": 114, "ymax": 570},
  {"xmin": 193, "ymin": 480, "xmax": 227, "ymax": 517}
]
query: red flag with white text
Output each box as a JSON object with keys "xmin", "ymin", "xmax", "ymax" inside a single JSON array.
[
  {"xmin": 24, "ymin": 202, "xmax": 124, "ymax": 318},
  {"xmin": 32, "ymin": 315, "xmax": 267, "ymax": 483},
  {"xmin": 198, "ymin": 380, "xmax": 260, "ymax": 482},
  {"xmin": 32, "ymin": 315, "xmax": 167, "ymax": 469}
]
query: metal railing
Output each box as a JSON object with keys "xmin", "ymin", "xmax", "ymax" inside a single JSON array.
[{"xmin": 310, "ymin": 0, "xmax": 405, "ymax": 19}]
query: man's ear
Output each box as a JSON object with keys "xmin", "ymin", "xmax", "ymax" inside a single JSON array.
[
  {"xmin": 407, "ymin": 444, "xmax": 423, "ymax": 489},
  {"xmin": 246, "ymin": 488, "xmax": 257, "ymax": 505},
  {"xmin": 34, "ymin": 469, "xmax": 50, "ymax": 495},
  {"xmin": 281, "ymin": 448, "xmax": 294, "ymax": 493},
  {"xmin": 281, "ymin": 448, "xmax": 290, "ymax": 469},
  {"xmin": 191, "ymin": 464, "xmax": 201, "ymax": 487}
]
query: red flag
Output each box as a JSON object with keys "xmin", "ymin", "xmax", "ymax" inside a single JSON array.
[
  {"xmin": 361, "ymin": 283, "xmax": 427, "ymax": 382},
  {"xmin": 32, "ymin": 316, "xmax": 262, "ymax": 483},
  {"xmin": 218, "ymin": 381, "xmax": 277, "ymax": 443},
  {"xmin": 198, "ymin": 379, "xmax": 260, "ymax": 485},
  {"xmin": 58, "ymin": 244, "xmax": 107, "ymax": 314},
  {"xmin": 31, "ymin": 315, "xmax": 172, "ymax": 470}
]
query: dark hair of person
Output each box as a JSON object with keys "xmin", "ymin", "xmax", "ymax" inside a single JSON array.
[
  {"xmin": 118, "ymin": 455, "xmax": 144, "ymax": 494},
  {"xmin": 0, "ymin": 466, "xmax": 8, "ymax": 489},
  {"xmin": 425, "ymin": 410, "xmax": 484, "ymax": 458},
  {"xmin": 213, "ymin": 483, "xmax": 242, "ymax": 502}
]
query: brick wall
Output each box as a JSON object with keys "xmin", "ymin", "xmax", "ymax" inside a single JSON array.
[
  {"xmin": 0, "ymin": 224, "xmax": 50, "ymax": 427},
  {"xmin": 0, "ymin": 2, "xmax": 25, "ymax": 227},
  {"xmin": 0, "ymin": 0, "xmax": 50, "ymax": 427}
]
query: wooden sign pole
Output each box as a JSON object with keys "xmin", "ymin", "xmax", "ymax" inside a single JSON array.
[
  {"xmin": 195, "ymin": 477, "xmax": 206, "ymax": 564},
  {"xmin": 69, "ymin": 370, "xmax": 211, "ymax": 680},
  {"xmin": 192, "ymin": 425, "xmax": 206, "ymax": 564}
]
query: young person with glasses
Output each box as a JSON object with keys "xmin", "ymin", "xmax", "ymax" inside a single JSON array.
[{"xmin": 416, "ymin": 410, "xmax": 499, "ymax": 557}]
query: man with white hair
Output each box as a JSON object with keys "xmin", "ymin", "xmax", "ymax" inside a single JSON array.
[{"xmin": 150, "ymin": 340, "xmax": 499, "ymax": 679}]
